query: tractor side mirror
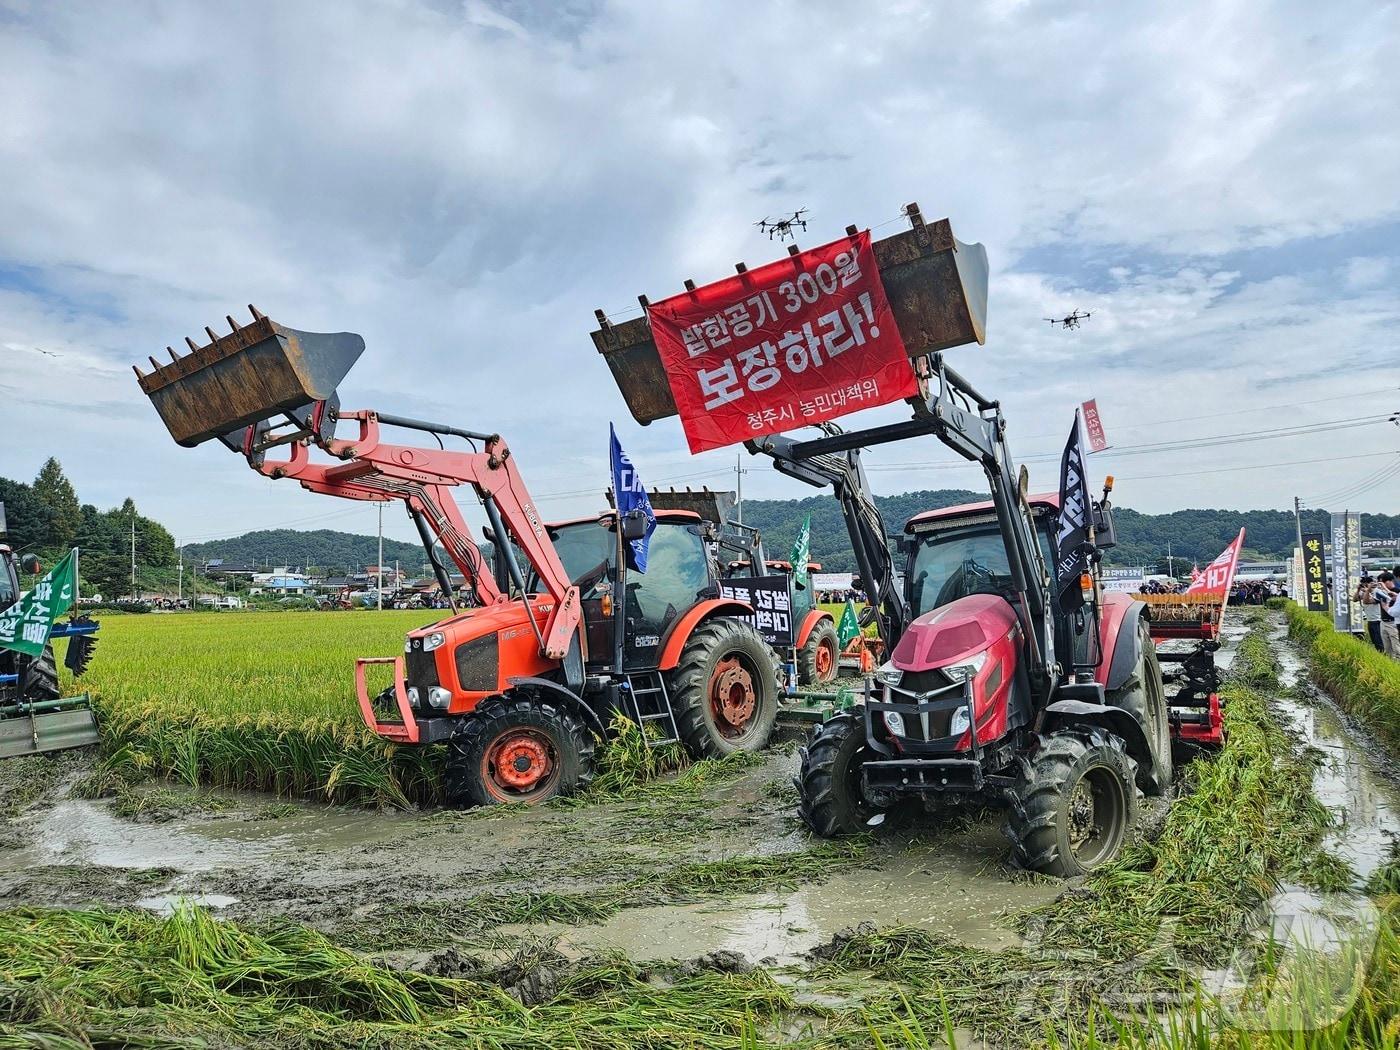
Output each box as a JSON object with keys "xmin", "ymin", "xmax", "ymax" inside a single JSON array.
[
  {"xmin": 19, "ymin": 554, "xmax": 42, "ymax": 576},
  {"xmin": 1092, "ymin": 499, "xmax": 1118, "ymax": 551},
  {"xmin": 620, "ymin": 510, "xmax": 649, "ymax": 542}
]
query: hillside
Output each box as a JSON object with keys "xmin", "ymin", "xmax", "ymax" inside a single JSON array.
[
  {"xmin": 177, "ymin": 493, "xmax": 1400, "ymax": 577},
  {"xmin": 184, "ymin": 529, "xmax": 428, "ymax": 574}
]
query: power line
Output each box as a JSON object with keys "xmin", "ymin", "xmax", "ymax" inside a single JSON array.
[{"xmin": 1114, "ymin": 450, "xmax": 1399, "ymax": 482}]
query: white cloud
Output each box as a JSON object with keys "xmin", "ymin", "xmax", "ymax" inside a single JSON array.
[{"xmin": 0, "ymin": 0, "xmax": 1397, "ymax": 546}]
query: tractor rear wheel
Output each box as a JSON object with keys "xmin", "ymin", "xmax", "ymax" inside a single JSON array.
[
  {"xmin": 797, "ymin": 619, "xmax": 840, "ymax": 687},
  {"xmin": 796, "ymin": 710, "xmax": 872, "ymax": 837},
  {"xmin": 444, "ymin": 694, "xmax": 594, "ymax": 808},
  {"xmin": 668, "ymin": 619, "xmax": 778, "ymax": 758},
  {"xmin": 1006, "ymin": 729, "xmax": 1136, "ymax": 877},
  {"xmin": 1109, "ymin": 621, "xmax": 1173, "ymax": 796},
  {"xmin": 23, "ymin": 644, "xmax": 60, "ymax": 703}
]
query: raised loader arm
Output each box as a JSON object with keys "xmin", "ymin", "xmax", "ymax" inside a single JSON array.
[
  {"xmin": 134, "ymin": 308, "xmax": 582, "ymax": 662},
  {"xmin": 744, "ymin": 429, "xmax": 909, "ymax": 650}
]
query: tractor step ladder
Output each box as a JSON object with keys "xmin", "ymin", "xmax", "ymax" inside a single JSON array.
[{"xmin": 622, "ymin": 671, "xmax": 680, "ymax": 746}]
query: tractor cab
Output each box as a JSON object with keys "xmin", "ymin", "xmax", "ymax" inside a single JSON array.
[{"xmin": 545, "ymin": 510, "xmax": 714, "ymax": 671}]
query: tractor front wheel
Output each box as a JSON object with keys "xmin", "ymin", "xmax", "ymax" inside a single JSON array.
[
  {"xmin": 1006, "ymin": 729, "xmax": 1136, "ymax": 877},
  {"xmin": 796, "ymin": 710, "xmax": 872, "ymax": 837},
  {"xmin": 444, "ymin": 694, "xmax": 595, "ymax": 808},
  {"xmin": 668, "ymin": 619, "xmax": 778, "ymax": 758},
  {"xmin": 797, "ymin": 619, "xmax": 840, "ymax": 687}
]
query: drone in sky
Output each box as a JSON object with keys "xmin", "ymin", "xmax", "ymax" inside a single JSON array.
[
  {"xmin": 755, "ymin": 209, "xmax": 809, "ymax": 241},
  {"xmin": 1044, "ymin": 309, "xmax": 1091, "ymax": 330}
]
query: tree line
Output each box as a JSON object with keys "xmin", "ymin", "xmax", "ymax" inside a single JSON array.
[{"xmin": 0, "ymin": 460, "xmax": 176, "ymax": 598}]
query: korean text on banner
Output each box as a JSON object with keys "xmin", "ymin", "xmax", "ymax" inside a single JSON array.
[
  {"xmin": 1081, "ymin": 399, "xmax": 1108, "ymax": 452},
  {"xmin": 0, "ymin": 549, "xmax": 77, "ymax": 657},
  {"xmin": 1300, "ymin": 532, "xmax": 1328, "ymax": 612},
  {"xmin": 1184, "ymin": 528, "xmax": 1245, "ymax": 598},
  {"xmin": 647, "ymin": 231, "xmax": 917, "ymax": 454}
]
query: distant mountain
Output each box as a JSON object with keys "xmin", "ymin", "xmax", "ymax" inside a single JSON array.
[
  {"xmin": 182, "ymin": 496, "xmax": 1400, "ymax": 578},
  {"xmin": 184, "ymin": 529, "xmax": 429, "ymax": 575}
]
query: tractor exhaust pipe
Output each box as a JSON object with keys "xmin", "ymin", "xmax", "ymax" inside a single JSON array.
[{"xmin": 134, "ymin": 306, "xmax": 365, "ymax": 448}]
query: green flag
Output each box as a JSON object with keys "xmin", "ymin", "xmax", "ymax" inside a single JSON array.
[
  {"xmin": 789, "ymin": 513, "xmax": 811, "ymax": 590},
  {"xmin": 837, "ymin": 597, "xmax": 860, "ymax": 647},
  {"xmin": 0, "ymin": 549, "xmax": 77, "ymax": 657}
]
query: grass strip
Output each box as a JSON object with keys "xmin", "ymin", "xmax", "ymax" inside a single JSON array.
[{"xmin": 1283, "ymin": 601, "xmax": 1400, "ymax": 754}]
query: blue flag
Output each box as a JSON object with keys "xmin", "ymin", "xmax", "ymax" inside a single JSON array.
[{"xmin": 610, "ymin": 423, "xmax": 656, "ymax": 572}]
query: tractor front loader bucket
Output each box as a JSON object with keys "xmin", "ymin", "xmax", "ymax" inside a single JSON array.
[
  {"xmin": 590, "ymin": 204, "xmax": 988, "ymax": 426},
  {"xmin": 134, "ymin": 306, "xmax": 366, "ymax": 448}
]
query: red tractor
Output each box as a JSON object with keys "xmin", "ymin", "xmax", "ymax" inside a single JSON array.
[
  {"xmin": 588, "ymin": 205, "xmax": 1189, "ymax": 875},
  {"xmin": 135, "ymin": 310, "xmax": 779, "ymax": 806}
]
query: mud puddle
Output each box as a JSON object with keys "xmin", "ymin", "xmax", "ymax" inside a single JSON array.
[
  {"xmin": 532, "ymin": 827, "xmax": 1055, "ymax": 963},
  {"xmin": 1266, "ymin": 619, "xmax": 1400, "ymax": 882}
]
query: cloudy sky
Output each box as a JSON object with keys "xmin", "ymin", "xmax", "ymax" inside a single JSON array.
[{"xmin": 3, "ymin": 0, "xmax": 1397, "ymax": 549}]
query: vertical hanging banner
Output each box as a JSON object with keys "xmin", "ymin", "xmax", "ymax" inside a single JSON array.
[
  {"xmin": 1184, "ymin": 529, "xmax": 1246, "ymax": 598},
  {"xmin": 1080, "ymin": 399, "xmax": 1109, "ymax": 452},
  {"xmin": 647, "ymin": 231, "xmax": 917, "ymax": 454},
  {"xmin": 1054, "ymin": 413, "xmax": 1091, "ymax": 613},
  {"xmin": 1301, "ymin": 532, "xmax": 1328, "ymax": 612},
  {"xmin": 1330, "ymin": 511, "xmax": 1363, "ymax": 633}
]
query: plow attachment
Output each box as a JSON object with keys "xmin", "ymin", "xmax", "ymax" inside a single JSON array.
[
  {"xmin": 134, "ymin": 306, "xmax": 365, "ymax": 449},
  {"xmin": 0, "ymin": 694, "xmax": 99, "ymax": 759},
  {"xmin": 590, "ymin": 204, "xmax": 989, "ymax": 426}
]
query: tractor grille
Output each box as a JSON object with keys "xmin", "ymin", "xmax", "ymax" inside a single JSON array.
[
  {"xmin": 404, "ymin": 643, "xmax": 440, "ymax": 691},
  {"xmin": 454, "ymin": 635, "xmax": 499, "ymax": 692}
]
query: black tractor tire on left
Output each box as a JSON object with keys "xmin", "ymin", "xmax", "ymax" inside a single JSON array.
[
  {"xmin": 23, "ymin": 644, "xmax": 61, "ymax": 703},
  {"xmin": 796, "ymin": 709, "xmax": 872, "ymax": 837},
  {"xmin": 1006, "ymin": 729, "xmax": 1137, "ymax": 878},
  {"xmin": 1109, "ymin": 620, "xmax": 1173, "ymax": 796},
  {"xmin": 797, "ymin": 618, "xmax": 841, "ymax": 687},
  {"xmin": 444, "ymin": 694, "xmax": 595, "ymax": 808},
  {"xmin": 668, "ymin": 618, "xmax": 778, "ymax": 758}
]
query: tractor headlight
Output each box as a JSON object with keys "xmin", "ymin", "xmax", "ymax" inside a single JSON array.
[
  {"xmin": 941, "ymin": 651, "xmax": 988, "ymax": 684},
  {"xmin": 423, "ymin": 631, "xmax": 446, "ymax": 652},
  {"xmin": 427, "ymin": 686, "xmax": 452, "ymax": 709},
  {"xmin": 884, "ymin": 711, "xmax": 906, "ymax": 736},
  {"xmin": 949, "ymin": 706, "xmax": 971, "ymax": 737},
  {"xmin": 405, "ymin": 686, "xmax": 420, "ymax": 706},
  {"xmin": 875, "ymin": 661, "xmax": 903, "ymax": 687}
]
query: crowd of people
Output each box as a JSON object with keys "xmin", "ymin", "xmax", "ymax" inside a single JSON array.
[
  {"xmin": 1231, "ymin": 580, "xmax": 1287, "ymax": 605},
  {"xmin": 1357, "ymin": 571, "xmax": 1400, "ymax": 658}
]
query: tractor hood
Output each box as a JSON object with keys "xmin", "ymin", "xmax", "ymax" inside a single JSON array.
[{"xmin": 890, "ymin": 593, "xmax": 1019, "ymax": 671}]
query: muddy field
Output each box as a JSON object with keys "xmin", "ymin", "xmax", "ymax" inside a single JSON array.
[{"xmin": 4, "ymin": 609, "xmax": 1400, "ymax": 1046}]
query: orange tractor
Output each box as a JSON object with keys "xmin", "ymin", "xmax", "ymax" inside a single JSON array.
[{"xmin": 134, "ymin": 310, "xmax": 779, "ymax": 805}]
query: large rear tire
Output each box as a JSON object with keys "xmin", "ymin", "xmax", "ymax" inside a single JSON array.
[
  {"xmin": 444, "ymin": 694, "xmax": 595, "ymax": 808},
  {"xmin": 796, "ymin": 710, "xmax": 872, "ymax": 837},
  {"xmin": 1006, "ymin": 729, "xmax": 1136, "ymax": 877},
  {"xmin": 23, "ymin": 644, "xmax": 60, "ymax": 703},
  {"xmin": 1110, "ymin": 621, "xmax": 1173, "ymax": 796},
  {"xmin": 797, "ymin": 619, "xmax": 840, "ymax": 687},
  {"xmin": 668, "ymin": 619, "xmax": 778, "ymax": 758}
]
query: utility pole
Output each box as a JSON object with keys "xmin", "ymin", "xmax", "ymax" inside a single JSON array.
[
  {"xmin": 177, "ymin": 544, "xmax": 184, "ymax": 603},
  {"xmin": 735, "ymin": 452, "xmax": 747, "ymax": 524},
  {"xmin": 1293, "ymin": 496, "xmax": 1305, "ymax": 559},
  {"xmin": 1166, "ymin": 540, "xmax": 1174, "ymax": 578},
  {"xmin": 377, "ymin": 502, "xmax": 384, "ymax": 611},
  {"xmin": 129, "ymin": 508, "xmax": 137, "ymax": 599}
]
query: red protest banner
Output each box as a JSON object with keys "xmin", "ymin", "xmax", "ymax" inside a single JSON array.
[
  {"xmin": 1081, "ymin": 398, "xmax": 1108, "ymax": 452},
  {"xmin": 647, "ymin": 231, "xmax": 917, "ymax": 454},
  {"xmin": 1185, "ymin": 528, "xmax": 1245, "ymax": 598}
]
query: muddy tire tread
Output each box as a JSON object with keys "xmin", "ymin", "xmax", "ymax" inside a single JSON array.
[
  {"xmin": 1005, "ymin": 728, "xmax": 1136, "ymax": 877},
  {"xmin": 444, "ymin": 694, "xmax": 595, "ymax": 809},
  {"xmin": 797, "ymin": 618, "xmax": 840, "ymax": 687},
  {"xmin": 796, "ymin": 710, "xmax": 870, "ymax": 837},
  {"xmin": 668, "ymin": 618, "xmax": 778, "ymax": 759}
]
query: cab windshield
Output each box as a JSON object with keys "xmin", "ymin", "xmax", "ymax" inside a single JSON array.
[
  {"xmin": 908, "ymin": 522, "xmax": 1053, "ymax": 618},
  {"xmin": 546, "ymin": 520, "xmax": 711, "ymax": 622},
  {"xmin": 0, "ymin": 569, "xmax": 14, "ymax": 611}
]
